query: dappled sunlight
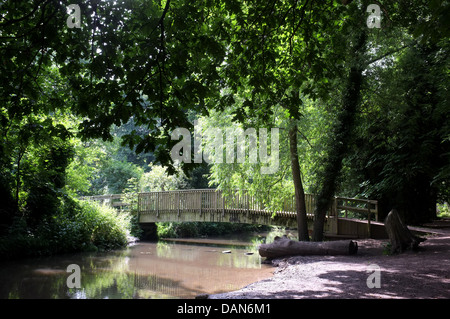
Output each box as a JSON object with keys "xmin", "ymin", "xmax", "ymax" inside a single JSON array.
[
  {"xmin": 1, "ymin": 0, "xmax": 448, "ymax": 302},
  {"xmin": 211, "ymin": 235, "xmax": 450, "ymax": 299}
]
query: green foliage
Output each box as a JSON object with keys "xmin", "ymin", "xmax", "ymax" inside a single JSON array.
[
  {"xmin": 200, "ymin": 108, "xmax": 294, "ymax": 213},
  {"xmin": 0, "ymin": 198, "xmax": 132, "ymax": 260},
  {"xmin": 65, "ymin": 135, "xmax": 145, "ymax": 196},
  {"xmin": 76, "ymin": 200, "xmax": 131, "ymax": 249},
  {"xmin": 341, "ymin": 38, "xmax": 450, "ymax": 223},
  {"xmin": 1, "ymin": 0, "xmax": 448, "ymax": 247},
  {"xmin": 156, "ymin": 222, "xmax": 178, "ymax": 238},
  {"xmin": 120, "ymin": 163, "xmax": 188, "ymax": 213},
  {"xmin": 437, "ymin": 203, "xmax": 450, "ymax": 218},
  {"xmin": 127, "ymin": 214, "xmax": 143, "ymax": 239},
  {"xmin": 94, "ymin": 159, "xmax": 143, "ymax": 194},
  {"xmin": 0, "ymin": 108, "xmax": 76, "ymax": 225},
  {"xmin": 156, "ymin": 222, "xmax": 267, "ymax": 239},
  {"xmin": 139, "ymin": 163, "xmax": 187, "ymax": 192}
]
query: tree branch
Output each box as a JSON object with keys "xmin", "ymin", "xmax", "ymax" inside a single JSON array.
[
  {"xmin": 366, "ymin": 44, "xmax": 410, "ymax": 66},
  {"xmin": 297, "ymin": 128, "xmax": 313, "ymax": 148},
  {"xmin": 0, "ymin": 0, "xmax": 54, "ymax": 39},
  {"xmin": 289, "ymin": 0, "xmax": 310, "ymax": 47},
  {"xmin": 158, "ymin": 0, "xmax": 171, "ymax": 125},
  {"xmin": 0, "ymin": 0, "xmax": 48, "ymax": 27}
]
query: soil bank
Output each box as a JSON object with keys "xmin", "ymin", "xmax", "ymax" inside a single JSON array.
[{"xmin": 209, "ymin": 229, "xmax": 450, "ymax": 299}]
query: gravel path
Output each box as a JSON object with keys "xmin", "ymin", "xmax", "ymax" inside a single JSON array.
[{"xmin": 209, "ymin": 231, "xmax": 450, "ymax": 299}]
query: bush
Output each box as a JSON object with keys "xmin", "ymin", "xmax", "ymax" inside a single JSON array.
[
  {"xmin": 437, "ymin": 202, "xmax": 450, "ymax": 218},
  {"xmin": 0, "ymin": 197, "xmax": 132, "ymax": 260},
  {"xmin": 34, "ymin": 198, "xmax": 131, "ymax": 253},
  {"xmin": 156, "ymin": 222, "xmax": 178, "ymax": 238},
  {"xmin": 76, "ymin": 200, "xmax": 131, "ymax": 249},
  {"xmin": 156, "ymin": 221, "xmax": 268, "ymax": 238}
]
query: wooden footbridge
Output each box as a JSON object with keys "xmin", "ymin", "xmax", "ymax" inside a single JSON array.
[{"xmin": 81, "ymin": 189, "xmax": 387, "ymax": 239}]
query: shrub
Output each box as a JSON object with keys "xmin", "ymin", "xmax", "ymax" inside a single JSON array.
[
  {"xmin": 75, "ymin": 200, "xmax": 131, "ymax": 250},
  {"xmin": 0, "ymin": 197, "xmax": 132, "ymax": 260},
  {"xmin": 437, "ymin": 202, "xmax": 450, "ymax": 218},
  {"xmin": 36, "ymin": 198, "xmax": 131, "ymax": 253},
  {"xmin": 157, "ymin": 222, "xmax": 178, "ymax": 238},
  {"xmin": 156, "ymin": 221, "xmax": 269, "ymax": 238}
]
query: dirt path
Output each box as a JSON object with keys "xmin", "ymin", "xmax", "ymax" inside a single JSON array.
[{"xmin": 209, "ymin": 229, "xmax": 450, "ymax": 299}]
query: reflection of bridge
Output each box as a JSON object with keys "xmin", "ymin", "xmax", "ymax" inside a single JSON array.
[{"xmin": 82, "ymin": 189, "xmax": 387, "ymax": 239}]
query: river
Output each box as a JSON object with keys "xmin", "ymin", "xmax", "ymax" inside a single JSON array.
[{"xmin": 0, "ymin": 235, "xmax": 274, "ymax": 299}]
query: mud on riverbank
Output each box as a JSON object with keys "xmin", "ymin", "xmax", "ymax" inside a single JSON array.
[{"xmin": 209, "ymin": 232, "xmax": 450, "ymax": 299}]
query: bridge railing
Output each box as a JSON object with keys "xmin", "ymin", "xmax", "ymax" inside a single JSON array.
[
  {"xmin": 79, "ymin": 191, "xmax": 378, "ymax": 237},
  {"xmin": 334, "ymin": 196, "xmax": 379, "ymax": 222},
  {"xmin": 137, "ymin": 189, "xmax": 326, "ymax": 219},
  {"xmin": 79, "ymin": 191, "xmax": 378, "ymax": 225},
  {"xmin": 333, "ymin": 196, "xmax": 379, "ymax": 238}
]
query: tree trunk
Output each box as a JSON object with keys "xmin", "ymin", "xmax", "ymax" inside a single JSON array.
[
  {"xmin": 15, "ymin": 148, "xmax": 25, "ymax": 209},
  {"xmin": 384, "ymin": 209, "xmax": 425, "ymax": 254},
  {"xmin": 289, "ymin": 124, "xmax": 310, "ymax": 241},
  {"xmin": 312, "ymin": 28, "xmax": 367, "ymax": 242},
  {"xmin": 259, "ymin": 236, "xmax": 358, "ymax": 259}
]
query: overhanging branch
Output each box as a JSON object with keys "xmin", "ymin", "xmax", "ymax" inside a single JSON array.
[{"xmin": 366, "ymin": 44, "xmax": 410, "ymax": 66}]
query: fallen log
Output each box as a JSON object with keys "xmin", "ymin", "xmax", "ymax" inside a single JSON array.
[
  {"xmin": 384, "ymin": 209, "xmax": 425, "ymax": 254},
  {"xmin": 258, "ymin": 236, "xmax": 358, "ymax": 259}
]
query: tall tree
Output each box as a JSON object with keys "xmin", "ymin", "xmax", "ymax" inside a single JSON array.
[
  {"xmin": 2, "ymin": 0, "xmax": 447, "ymax": 239},
  {"xmin": 202, "ymin": 0, "xmax": 353, "ymax": 241},
  {"xmin": 344, "ymin": 40, "xmax": 450, "ymax": 224},
  {"xmin": 311, "ymin": 0, "xmax": 450, "ymax": 238},
  {"xmin": 312, "ymin": 27, "xmax": 368, "ymax": 241},
  {"xmin": 289, "ymin": 120, "xmax": 310, "ymax": 240}
]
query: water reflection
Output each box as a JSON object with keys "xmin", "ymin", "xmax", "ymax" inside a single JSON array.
[{"xmin": 0, "ymin": 241, "xmax": 273, "ymax": 299}]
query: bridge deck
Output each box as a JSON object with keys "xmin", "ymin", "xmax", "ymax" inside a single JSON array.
[
  {"xmin": 136, "ymin": 189, "xmax": 381, "ymax": 238},
  {"xmin": 81, "ymin": 190, "xmax": 382, "ymax": 239}
]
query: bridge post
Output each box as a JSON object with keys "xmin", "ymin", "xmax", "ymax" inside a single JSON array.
[
  {"xmin": 374, "ymin": 201, "xmax": 379, "ymax": 222},
  {"xmin": 246, "ymin": 190, "xmax": 249, "ymax": 219},
  {"xmin": 177, "ymin": 191, "xmax": 180, "ymax": 217},
  {"xmin": 156, "ymin": 192, "xmax": 159, "ymax": 217},
  {"xmin": 199, "ymin": 190, "xmax": 202, "ymax": 216},
  {"xmin": 332, "ymin": 197, "xmax": 338, "ymax": 236},
  {"xmin": 222, "ymin": 192, "xmax": 225, "ymax": 217}
]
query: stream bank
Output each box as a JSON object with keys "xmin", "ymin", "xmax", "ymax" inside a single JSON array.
[{"xmin": 209, "ymin": 230, "xmax": 450, "ymax": 299}]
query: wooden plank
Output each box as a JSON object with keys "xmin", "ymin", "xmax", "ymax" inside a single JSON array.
[
  {"xmin": 336, "ymin": 196, "xmax": 378, "ymax": 205},
  {"xmin": 133, "ymin": 190, "xmax": 378, "ymax": 238},
  {"xmin": 337, "ymin": 205, "xmax": 373, "ymax": 214},
  {"xmin": 80, "ymin": 194, "xmax": 123, "ymax": 200}
]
